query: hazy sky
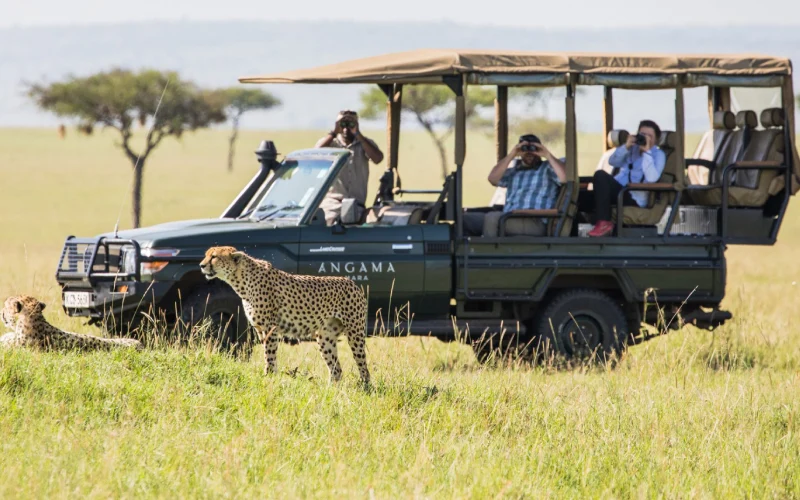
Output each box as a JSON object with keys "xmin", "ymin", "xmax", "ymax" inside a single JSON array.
[{"xmin": 3, "ymin": 0, "xmax": 799, "ymax": 28}]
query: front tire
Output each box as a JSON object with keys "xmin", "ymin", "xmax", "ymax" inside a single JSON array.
[
  {"xmin": 534, "ymin": 289, "xmax": 629, "ymax": 363},
  {"xmin": 179, "ymin": 283, "xmax": 254, "ymax": 357}
]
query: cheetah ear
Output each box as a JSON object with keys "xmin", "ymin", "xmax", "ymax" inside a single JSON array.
[
  {"xmin": 14, "ymin": 300, "xmax": 23, "ymax": 313},
  {"xmin": 231, "ymin": 251, "xmax": 245, "ymax": 263},
  {"xmin": 37, "ymin": 301, "xmax": 46, "ymax": 312}
]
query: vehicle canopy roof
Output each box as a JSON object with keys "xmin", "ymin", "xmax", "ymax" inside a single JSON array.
[{"xmin": 239, "ymin": 48, "xmax": 792, "ymax": 88}]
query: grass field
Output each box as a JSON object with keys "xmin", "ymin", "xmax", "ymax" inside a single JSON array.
[{"xmin": 1, "ymin": 126, "xmax": 799, "ymax": 497}]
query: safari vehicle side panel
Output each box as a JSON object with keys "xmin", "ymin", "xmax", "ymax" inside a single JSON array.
[{"xmin": 458, "ymin": 238, "xmax": 724, "ymax": 304}]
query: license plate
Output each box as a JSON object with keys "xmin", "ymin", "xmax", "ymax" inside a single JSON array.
[{"xmin": 64, "ymin": 291, "xmax": 91, "ymax": 308}]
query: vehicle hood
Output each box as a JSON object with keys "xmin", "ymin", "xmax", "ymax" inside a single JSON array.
[{"xmin": 97, "ymin": 217, "xmax": 299, "ymax": 254}]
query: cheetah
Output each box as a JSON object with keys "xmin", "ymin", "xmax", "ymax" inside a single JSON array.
[
  {"xmin": 199, "ymin": 246, "xmax": 370, "ymax": 385},
  {"xmin": 1, "ymin": 295, "xmax": 143, "ymax": 351}
]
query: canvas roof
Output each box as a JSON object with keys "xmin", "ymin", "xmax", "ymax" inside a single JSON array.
[{"xmin": 238, "ymin": 49, "xmax": 792, "ymax": 85}]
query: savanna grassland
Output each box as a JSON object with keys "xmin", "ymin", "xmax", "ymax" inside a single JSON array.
[{"xmin": 1, "ymin": 126, "xmax": 799, "ymax": 498}]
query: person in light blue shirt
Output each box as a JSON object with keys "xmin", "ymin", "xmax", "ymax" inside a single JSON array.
[{"xmin": 583, "ymin": 119, "xmax": 666, "ymax": 237}]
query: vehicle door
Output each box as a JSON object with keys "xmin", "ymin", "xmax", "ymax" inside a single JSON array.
[{"xmin": 298, "ymin": 224, "xmax": 425, "ymax": 331}]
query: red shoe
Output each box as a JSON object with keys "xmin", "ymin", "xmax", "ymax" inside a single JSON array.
[{"xmin": 588, "ymin": 220, "xmax": 614, "ymax": 237}]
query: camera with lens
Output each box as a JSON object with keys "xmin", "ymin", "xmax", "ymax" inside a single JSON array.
[{"xmin": 634, "ymin": 133, "xmax": 648, "ymax": 146}]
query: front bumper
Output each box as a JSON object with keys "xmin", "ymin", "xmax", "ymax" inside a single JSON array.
[{"xmin": 55, "ymin": 236, "xmax": 178, "ymax": 319}]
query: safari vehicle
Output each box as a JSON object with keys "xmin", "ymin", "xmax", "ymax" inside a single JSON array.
[{"xmin": 54, "ymin": 50, "xmax": 800, "ymax": 361}]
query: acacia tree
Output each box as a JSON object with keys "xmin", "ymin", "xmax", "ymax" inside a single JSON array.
[
  {"xmin": 25, "ymin": 69, "xmax": 227, "ymax": 228},
  {"xmin": 359, "ymin": 85, "xmax": 496, "ymax": 180},
  {"xmin": 218, "ymin": 87, "xmax": 280, "ymax": 172}
]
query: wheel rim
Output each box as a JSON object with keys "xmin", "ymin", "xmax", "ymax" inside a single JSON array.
[{"xmin": 556, "ymin": 313, "xmax": 603, "ymax": 358}]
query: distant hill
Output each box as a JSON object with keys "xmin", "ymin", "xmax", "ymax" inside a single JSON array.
[{"xmin": 2, "ymin": 20, "xmax": 799, "ymax": 132}]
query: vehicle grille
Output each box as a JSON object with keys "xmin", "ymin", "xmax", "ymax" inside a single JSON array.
[{"xmin": 56, "ymin": 240, "xmax": 124, "ymax": 277}]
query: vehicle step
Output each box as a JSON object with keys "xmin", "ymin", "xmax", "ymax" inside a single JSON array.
[{"xmin": 366, "ymin": 318, "xmax": 526, "ymax": 338}]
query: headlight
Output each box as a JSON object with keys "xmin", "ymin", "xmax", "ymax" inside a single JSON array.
[
  {"xmin": 120, "ymin": 247, "xmax": 179, "ymax": 277},
  {"xmin": 140, "ymin": 248, "xmax": 180, "ymax": 276},
  {"xmin": 120, "ymin": 247, "xmax": 137, "ymax": 274}
]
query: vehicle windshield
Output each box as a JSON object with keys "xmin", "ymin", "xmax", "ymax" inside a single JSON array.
[{"xmin": 245, "ymin": 157, "xmax": 335, "ymax": 221}]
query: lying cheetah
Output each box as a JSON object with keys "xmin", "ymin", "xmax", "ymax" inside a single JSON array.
[
  {"xmin": 1, "ymin": 295, "xmax": 143, "ymax": 351},
  {"xmin": 199, "ymin": 246, "xmax": 370, "ymax": 385}
]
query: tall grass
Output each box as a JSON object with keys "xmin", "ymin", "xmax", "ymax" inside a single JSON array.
[{"xmin": 1, "ymin": 127, "xmax": 799, "ymax": 497}]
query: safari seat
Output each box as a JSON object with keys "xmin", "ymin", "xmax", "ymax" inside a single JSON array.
[
  {"xmin": 365, "ymin": 203, "xmax": 426, "ymax": 226},
  {"xmin": 689, "ymin": 109, "xmax": 785, "ymax": 207},
  {"xmin": 687, "ymin": 110, "xmax": 736, "ymax": 185},
  {"xmin": 491, "ymin": 155, "xmax": 575, "ymax": 237},
  {"xmin": 611, "ymin": 130, "xmax": 681, "ymax": 227},
  {"xmin": 594, "ymin": 129, "xmax": 630, "ymax": 178}
]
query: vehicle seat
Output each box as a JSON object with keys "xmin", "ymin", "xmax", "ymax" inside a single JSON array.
[
  {"xmin": 611, "ymin": 130, "xmax": 681, "ymax": 226},
  {"xmin": 687, "ymin": 110, "xmax": 735, "ymax": 185},
  {"xmin": 690, "ymin": 109, "xmax": 784, "ymax": 207},
  {"xmin": 365, "ymin": 203, "xmax": 426, "ymax": 226},
  {"xmin": 490, "ymin": 156, "xmax": 574, "ymax": 237},
  {"xmin": 594, "ymin": 129, "xmax": 630, "ymax": 176}
]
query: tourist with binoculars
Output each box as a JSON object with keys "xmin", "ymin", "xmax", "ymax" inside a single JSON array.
[
  {"xmin": 583, "ymin": 119, "xmax": 666, "ymax": 237},
  {"xmin": 315, "ymin": 110, "xmax": 384, "ymax": 225},
  {"xmin": 462, "ymin": 133, "xmax": 566, "ymax": 237}
]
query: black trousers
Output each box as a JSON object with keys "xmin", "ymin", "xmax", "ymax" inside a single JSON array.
[{"xmin": 578, "ymin": 170, "xmax": 637, "ymax": 222}]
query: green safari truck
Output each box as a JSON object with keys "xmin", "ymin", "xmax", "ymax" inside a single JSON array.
[{"xmin": 54, "ymin": 50, "xmax": 800, "ymax": 362}]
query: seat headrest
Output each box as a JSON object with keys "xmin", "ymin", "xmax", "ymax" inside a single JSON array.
[
  {"xmin": 713, "ymin": 110, "xmax": 735, "ymax": 130},
  {"xmin": 658, "ymin": 130, "xmax": 676, "ymax": 149},
  {"xmin": 735, "ymin": 110, "xmax": 758, "ymax": 129},
  {"xmin": 607, "ymin": 129, "xmax": 629, "ymax": 148},
  {"xmin": 760, "ymin": 107, "xmax": 785, "ymax": 128}
]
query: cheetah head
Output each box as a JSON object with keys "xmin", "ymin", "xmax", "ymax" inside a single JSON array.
[
  {"xmin": 200, "ymin": 246, "xmax": 246, "ymax": 281},
  {"xmin": 2, "ymin": 295, "xmax": 46, "ymax": 329}
]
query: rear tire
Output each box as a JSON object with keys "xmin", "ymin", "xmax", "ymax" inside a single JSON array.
[
  {"xmin": 534, "ymin": 289, "xmax": 629, "ymax": 363},
  {"xmin": 179, "ymin": 283, "xmax": 254, "ymax": 357}
]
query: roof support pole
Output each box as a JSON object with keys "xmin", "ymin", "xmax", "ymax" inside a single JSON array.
[
  {"xmin": 709, "ymin": 86, "xmax": 731, "ymax": 125},
  {"xmin": 443, "ymin": 75, "xmax": 466, "ymax": 240},
  {"xmin": 781, "ymin": 75, "xmax": 798, "ymax": 199},
  {"xmin": 675, "ymin": 83, "xmax": 685, "ymax": 183},
  {"xmin": 379, "ymin": 83, "xmax": 403, "ymax": 190},
  {"xmin": 557, "ymin": 76, "xmax": 579, "ymax": 237},
  {"xmin": 565, "ymin": 77, "xmax": 577, "ymax": 182},
  {"xmin": 602, "ymin": 86, "xmax": 613, "ymax": 151},
  {"xmin": 707, "ymin": 87, "xmax": 715, "ymax": 126},
  {"xmin": 495, "ymin": 86, "xmax": 508, "ymax": 161}
]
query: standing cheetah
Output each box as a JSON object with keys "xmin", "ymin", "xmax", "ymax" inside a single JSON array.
[
  {"xmin": 1, "ymin": 295, "xmax": 143, "ymax": 351},
  {"xmin": 199, "ymin": 246, "xmax": 370, "ymax": 385}
]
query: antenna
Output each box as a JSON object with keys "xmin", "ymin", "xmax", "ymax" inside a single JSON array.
[{"xmin": 113, "ymin": 79, "xmax": 171, "ymax": 238}]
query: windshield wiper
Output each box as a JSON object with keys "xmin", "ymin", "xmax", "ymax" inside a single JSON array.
[
  {"xmin": 237, "ymin": 206, "xmax": 259, "ymax": 219},
  {"xmin": 253, "ymin": 202, "xmax": 301, "ymax": 222}
]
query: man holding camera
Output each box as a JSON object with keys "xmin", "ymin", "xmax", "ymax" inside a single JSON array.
[
  {"xmin": 463, "ymin": 134, "xmax": 566, "ymax": 237},
  {"xmin": 583, "ymin": 119, "xmax": 666, "ymax": 237},
  {"xmin": 315, "ymin": 110, "xmax": 384, "ymax": 225}
]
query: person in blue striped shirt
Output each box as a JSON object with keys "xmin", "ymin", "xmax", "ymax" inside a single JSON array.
[{"xmin": 463, "ymin": 134, "xmax": 567, "ymax": 237}]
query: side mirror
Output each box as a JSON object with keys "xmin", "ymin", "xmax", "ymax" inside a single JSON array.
[{"xmin": 332, "ymin": 217, "xmax": 347, "ymax": 234}]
